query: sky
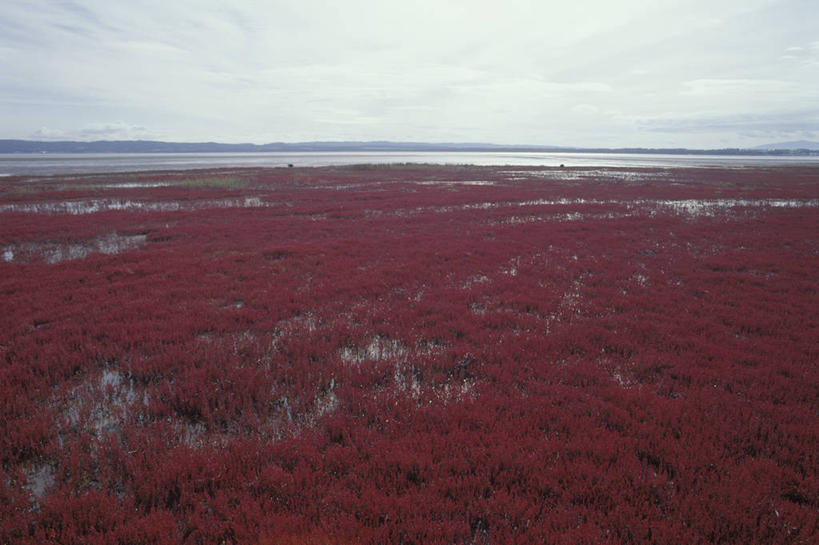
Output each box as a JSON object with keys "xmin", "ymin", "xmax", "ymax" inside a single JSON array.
[{"xmin": 1, "ymin": 0, "xmax": 818, "ymax": 147}]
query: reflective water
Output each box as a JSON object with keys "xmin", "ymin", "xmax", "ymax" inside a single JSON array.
[{"xmin": 1, "ymin": 151, "xmax": 818, "ymax": 176}]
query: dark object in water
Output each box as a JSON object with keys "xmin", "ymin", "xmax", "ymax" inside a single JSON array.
[
  {"xmin": 287, "ymin": 163, "xmax": 294, "ymax": 168},
  {"xmin": 560, "ymin": 164, "xmax": 565, "ymax": 168}
]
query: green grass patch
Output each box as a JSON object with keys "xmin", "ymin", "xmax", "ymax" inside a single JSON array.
[
  {"xmin": 5, "ymin": 175, "xmax": 247, "ymax": 195},
  {"xmin": 173, "ymin": 176, "xmax": 246, "ymax": 188}
]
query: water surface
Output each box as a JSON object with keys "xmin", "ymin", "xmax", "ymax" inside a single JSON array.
[{"xmin": 2, "ymin": 151, "xmax": 818, "ymax": 176}]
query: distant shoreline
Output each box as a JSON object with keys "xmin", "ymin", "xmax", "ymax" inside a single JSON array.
[{"xmin": 1, "ymin": 139, "xmax": 818, "ymax": 156}]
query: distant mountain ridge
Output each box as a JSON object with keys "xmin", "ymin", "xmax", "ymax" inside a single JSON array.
[{"xmin": 1, "ymin": 139, "xmax": 817, "ymax": 155}]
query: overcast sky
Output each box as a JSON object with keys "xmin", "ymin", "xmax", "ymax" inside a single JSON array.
[{"xmin": 1, "ymin": 0, "xmax": 818, "ymax": 147}]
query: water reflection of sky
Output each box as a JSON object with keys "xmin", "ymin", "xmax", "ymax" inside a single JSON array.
[{"xmin": 2, "ymin": 151, "xmax": 819, "ymax": 176}]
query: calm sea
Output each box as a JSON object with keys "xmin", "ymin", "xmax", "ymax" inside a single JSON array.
[{"xmin": 2, "ymin": 151, "xmax": 818, "ymax": 176}]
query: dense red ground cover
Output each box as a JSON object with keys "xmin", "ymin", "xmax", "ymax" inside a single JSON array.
[{"xmin": 1, "ymin": 164, "xmax": 817, "ymax": 544}]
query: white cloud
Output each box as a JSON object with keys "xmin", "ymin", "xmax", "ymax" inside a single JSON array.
[
  {"xmin": 680, "ymin": 79, "xmax": 795, "ymax": 96},
  {"xmin": 571, "ymin": 104, "xmax": 600, "ymax": 115}
]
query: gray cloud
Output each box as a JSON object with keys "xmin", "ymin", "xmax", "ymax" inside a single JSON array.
[
  {"xmin": 32, "ymin": 122, "xmax": 153, "ymax": 141},
  {"xmin": 638, "ymin": 110, "xmax": 819, "ymax": 137}
]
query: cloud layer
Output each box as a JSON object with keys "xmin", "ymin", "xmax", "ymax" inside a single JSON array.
[{"xmin": 1, "ymin": 0, "xmax": 817, "ymax": 147}]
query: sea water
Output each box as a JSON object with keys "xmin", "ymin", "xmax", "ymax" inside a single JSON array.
[{"xmin": 1, "ymin": 151, "xmax": 818, "ymax": 176}]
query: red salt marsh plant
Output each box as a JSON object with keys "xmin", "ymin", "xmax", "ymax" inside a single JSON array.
[{"xmin": 1, "ymin": 165, "xmax": 818, "ymax": 544}]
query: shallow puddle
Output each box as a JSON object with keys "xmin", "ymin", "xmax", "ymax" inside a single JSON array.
[{"xmin": 2, "ymin": 232, "xmax": 147, "ymax": 263}]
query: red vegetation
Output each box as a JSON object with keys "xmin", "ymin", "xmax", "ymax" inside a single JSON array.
[{"xmin": 1, "ymin": 165, "xmax": 818, "ymax": 544}]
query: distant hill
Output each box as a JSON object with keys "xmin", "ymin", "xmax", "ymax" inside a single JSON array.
[
  {"xmin": 754, "ymin": 140, "xmax": 819, "ymax": 151},
  {"xmin": 1, "ymin": 139, "xmax": 817, "ymax": 155},
  {"xmin": 0, "ymin": 140, "xmax": 566, "ymax": 154}
]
